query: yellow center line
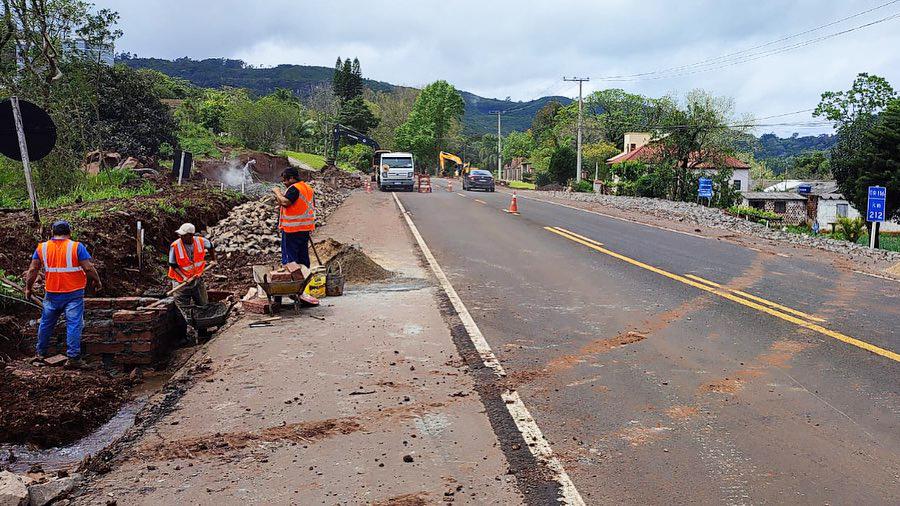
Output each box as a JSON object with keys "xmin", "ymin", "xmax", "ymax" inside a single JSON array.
[
  {"xmin": 684, "ymin": 274, "xmax": 827, "ymax": 323},
  {"xmin": 545, "ymin": 226, "xmax": 900, "ymax": 363},
  {"xmin": 553, "ymin": 227, "xmax": 604, "ymax": 246}
]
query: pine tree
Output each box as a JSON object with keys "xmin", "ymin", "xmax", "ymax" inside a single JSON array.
[
  {"xmin": 349, "ymin": 58, "xmax": 363, "ymax": 98},
  {"xmin": 332, "ymin": 56, "xmax": 345, "ymax": 99}
]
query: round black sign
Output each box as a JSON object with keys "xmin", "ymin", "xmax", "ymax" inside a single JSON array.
[{"xmin": 0, "ymin": 98, "xmax": 57, "ymax": 162}]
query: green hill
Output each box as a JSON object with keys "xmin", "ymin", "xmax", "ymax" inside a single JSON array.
[{"xmin": 119, "ymin": 56, "xmax": 571, "ymax": 135}]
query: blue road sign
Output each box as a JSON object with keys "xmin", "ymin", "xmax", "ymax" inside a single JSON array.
[
  {"xmin": 698, "ymin": 178, "xmax": 713, "ymax": 198},
  {"xmin": 867, "ymin": 186, "xmax": 886, "ymax": 222}
]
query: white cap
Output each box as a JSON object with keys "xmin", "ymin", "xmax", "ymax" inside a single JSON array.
[{"xmin": 175, "ymin": 223, "xmax": 196, "ymax": 235}]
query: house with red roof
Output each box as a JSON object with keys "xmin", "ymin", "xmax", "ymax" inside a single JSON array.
[{"xmin": 607, "ymin": 132, "xmax": 752, "ymax": 192}]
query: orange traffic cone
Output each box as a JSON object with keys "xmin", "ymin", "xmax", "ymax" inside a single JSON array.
[{"xmin": 505, "ymin": 192, "xmax": 519, "ymax": 214}]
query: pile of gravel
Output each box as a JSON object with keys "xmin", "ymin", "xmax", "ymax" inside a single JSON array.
[
  {"xmin": 206, "ymin": 182, "xmax": 351, "ymax": 256},
  {"xmin": 539, "ymin": 191, "xmax": 900, "ymax": 263}
]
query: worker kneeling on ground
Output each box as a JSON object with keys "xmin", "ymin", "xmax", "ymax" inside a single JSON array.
[
  {"xmin": 168, "ymin": 223, "xmax": 216, "ymax": 336},
  {"xmin": 273, "ymin": 168, "xmax": 315, "ymax": 267},
  {"xmin": 25, "ymin": 220, "xmax": 102, "ymax": 369}
]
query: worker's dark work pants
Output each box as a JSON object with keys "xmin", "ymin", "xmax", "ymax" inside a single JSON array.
[
  {"xmin": 281, "ymin": 230, "xmax": 311, "ymax": 267},
  {"xmin": 36, "ymin": 291, "xmax": 84, "ymax": 358},
  {"xmin": 174, "ymin": 277, "xmax": 208, "ymax": 314}
]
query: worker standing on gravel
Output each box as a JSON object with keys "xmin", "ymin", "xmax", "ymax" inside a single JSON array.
[
  {"xmin": 24, "ymin": 220, "xmax": 102, "ymax": 369},
  {"xmin": 273, "ymin": 167, "xmax": 315, "ymax": 267},
  {"xmin": 168, "ymin": 223, "xmax": 216, "ymax": 317}
]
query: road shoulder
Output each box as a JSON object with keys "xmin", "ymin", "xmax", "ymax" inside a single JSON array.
[{"xmin": 74, "ymin": 190, "xmax": 522, "ymax": 505}]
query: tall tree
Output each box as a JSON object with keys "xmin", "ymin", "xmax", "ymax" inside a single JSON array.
[
  {"xmin": 531, "ymin": 100, "xmax": 562, "ymax": 145},
  {"xmin": 395, "ymin": 80, "xmax": 465, "ymax": 166},
  {"xmin": 332, "ymin": 56, "xmax": 346, "ymax": 99},
  {"xmin": 367, "ymin": 87, "xmax": 419, "ymax": 149},
  {"xmin": 348, "ymin": 57, "xmax": 363, "ymax": 98},
  {"xmin": 818, "ymin": 74, "xmax": 898, "ymax": 226},
  {"xmin": 813, "ymin": 73, "xmax": 895, "ymax": 127},
  {"xmin": 336, "ymin": 96, "xmax": 379, "ymax": 134}
]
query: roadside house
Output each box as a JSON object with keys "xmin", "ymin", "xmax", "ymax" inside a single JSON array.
[
  {"xmin": 742, "ymin": 192, "xmax": 808, "ymax": 225},
  {"xmin": 607, "ymin": 132, "xmax": 752, "ymax": 192},
  {"xmin": 501, "ymin": 157, "xmax": 534, "ymax": 181}
]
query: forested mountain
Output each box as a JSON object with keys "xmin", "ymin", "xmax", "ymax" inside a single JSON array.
[{"xmin": 119, "ymin": 56, "xmax": 570, "ymax": 135}]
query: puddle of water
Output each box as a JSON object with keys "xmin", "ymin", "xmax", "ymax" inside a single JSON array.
[{"xmin": 1, "ymin": 398, "xmax": 147, "ymax": 473}]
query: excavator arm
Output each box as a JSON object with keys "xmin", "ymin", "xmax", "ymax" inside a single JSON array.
[
  {"xmin": 331, "ymin": 124, "xmax": 380, "ymax": 161},
  {"xmin": 439, "ymin": 151, "xmax": 463, "ymax": 175}
]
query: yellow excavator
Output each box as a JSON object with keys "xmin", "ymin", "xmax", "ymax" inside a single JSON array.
[{"xmin": 439, "ymin": 151, "xmax": 464, "ymax": 177}]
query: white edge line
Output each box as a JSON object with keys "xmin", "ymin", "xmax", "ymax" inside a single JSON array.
[
  {"xmin": 392, "ymin": 193, "xmax": 585, "ymax": 506},
  {"xmin": 853, "ymin": 270, "xmax": 900, "ymax": 283},
  {"xmin": 511, "ymin": 191, "xmax": 711, "ymax": 240}
]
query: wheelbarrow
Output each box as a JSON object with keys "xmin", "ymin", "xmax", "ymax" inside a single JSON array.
[
  {"xmin": 183, "ymin": 299, "xmax": 238, "ymax": 339},
  {"xmin": 252, "ymin": 264, "xmax": 322, "ymax": 313}
]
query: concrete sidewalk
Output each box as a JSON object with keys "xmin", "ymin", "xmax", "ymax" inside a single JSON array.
[{"xmin": 76, "ymin": 190, "xmax": 521, "ymax": 505}]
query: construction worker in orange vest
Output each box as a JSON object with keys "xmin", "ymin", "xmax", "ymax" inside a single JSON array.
[
  {"xmin": 168, "ymin": 223, "xmax": 216, "ymax": 329},
  {"xmin": 273, "ymin": 168, "xmax": 315, "ymax": 268},
  {"xmin": 24, "ymin": 220, "xmax": 102, "ymax": 369}
]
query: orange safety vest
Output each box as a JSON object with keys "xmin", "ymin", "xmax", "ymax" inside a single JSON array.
[
  {"xmin": 168, "ymin": 236, "xmax": 207, "ymax": 282},
  {"xmin": 36, "ymin": 239, "xmax": 87, "ymax": 293},
  {"xmin": 279, "ymin": 182, "xmax": 315, "ymax": 233}
]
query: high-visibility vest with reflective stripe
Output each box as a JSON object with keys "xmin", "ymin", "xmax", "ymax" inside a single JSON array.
[
  {"xmin": 36, "ymin": 239, "xmax": 87, "ymax": 293},
  {"xmin": 167, "ymin": 237, "xmax": 207, "ymax": 282},
  {"xmin": 279, "ymin": 182, "xmax": 315, "ymax": 233}
]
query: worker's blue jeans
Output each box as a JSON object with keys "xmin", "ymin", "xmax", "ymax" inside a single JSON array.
[{"xmin": 36, "ymin": 291, "xmax": 84, "ymax": 358}]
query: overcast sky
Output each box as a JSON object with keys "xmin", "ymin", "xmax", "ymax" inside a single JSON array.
[{"xmin": 102, "ymin": 0, "xmax": 900, "ymax": 136}]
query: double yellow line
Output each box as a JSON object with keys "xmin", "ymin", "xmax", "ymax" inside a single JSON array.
[{"xmin": 545, "ymin": 226, "xmax": 899, "ymax": 362}]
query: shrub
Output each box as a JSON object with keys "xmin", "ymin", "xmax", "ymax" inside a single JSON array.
[
  {"xmin": 834, "ymin": 216, "xmax": 866, "ymax": 243},
  {"xmin": 727, "ymin": 206, "xmax": 782, "ymax": 222},
  {"xmin": 570, "ymin": 180, "xmax": 594, "ymax": 193},
  {"xmin": 534, "ymin": 169, "xmax": 552, "ymax": 187}
]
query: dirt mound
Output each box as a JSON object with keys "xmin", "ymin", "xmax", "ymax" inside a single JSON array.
[
  {"xmin": 311, "ymin": 239, "xmax": 391, "ymax": 284},
  {"xmin": 0, "ymin": 363, "xmax": 130, "ymax": 448}
]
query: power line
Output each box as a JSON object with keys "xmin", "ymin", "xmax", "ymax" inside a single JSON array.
[{"xmin": 596, "ymin": 6, "xmax": 900, "ymax": 82}]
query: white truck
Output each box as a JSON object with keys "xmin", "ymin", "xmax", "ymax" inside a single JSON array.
[{"xmin": 374, "ymin": 151, "xmax": 415, "ymax": 192}]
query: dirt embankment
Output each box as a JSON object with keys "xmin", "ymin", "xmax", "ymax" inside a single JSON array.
[{"xmin": 0, "ymin": 184, "xmax": 246, "ymax": 298}]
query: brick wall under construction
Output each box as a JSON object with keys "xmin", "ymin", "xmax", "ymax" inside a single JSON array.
[{"xmin": 30, "ymin": 297, "xmax": 183, "ymax": 367}]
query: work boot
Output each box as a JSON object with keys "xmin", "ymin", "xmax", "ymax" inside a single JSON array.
[
  {"xmin": 31, "ymin": 354, "xmax": 48, "ymax": 367},
  {"xmin": 63, "ymin": 357, "xmax": 84, "ymax": 370}
]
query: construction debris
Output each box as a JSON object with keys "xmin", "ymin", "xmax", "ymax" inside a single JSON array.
[{"xmin": 207, "ymin": 181, "xmax": 351, "ymax": 258}]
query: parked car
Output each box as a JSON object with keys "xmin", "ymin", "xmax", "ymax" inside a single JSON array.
[{"xmin": 463, "ymin": 169, "xmax": 495, "ymax": 192}]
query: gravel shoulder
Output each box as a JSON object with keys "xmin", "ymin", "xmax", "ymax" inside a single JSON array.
[
  {"xmin": 507, "ymin": 189, "xmax": 900, "ymax": 277},
  {"xmin": 73, "ymin": 190, "xmax": 522, "ymax": 505}
]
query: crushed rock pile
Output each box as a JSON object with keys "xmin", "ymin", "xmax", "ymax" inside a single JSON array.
[
  {"xmin": 313, "ymin": 238, "xmax": 391, "ymax": 283},
  {"xmin": 207, "ymin": 181, "xmax": 351, "ymax": 257},
  {"xmin": 540, "ymin": 191, "xmax": 900, "ymax": 262}
]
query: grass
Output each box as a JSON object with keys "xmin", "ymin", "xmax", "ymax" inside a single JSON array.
[
  {"xmin": 280, "ymin": 151, "xmax": 354, "ymax": 172},
  {"xmin": 43, "ymin": 169, "xmax": 155, "ymax": 208},
  {"xmin": 508, "ymin": 180, "xmax": 535, "ymax": 190},
  {"xmin": 782, "ymin": 224, "xmax": 900, "ymax": 252}
]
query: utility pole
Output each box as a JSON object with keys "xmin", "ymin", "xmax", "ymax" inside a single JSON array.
[
  {"xmin": 563, "ymin": 77, "xmax": 589, "ymax": 183},
  {"xmin": 491, "ymin": 111, "xmax": 502, "ymax": 180}
]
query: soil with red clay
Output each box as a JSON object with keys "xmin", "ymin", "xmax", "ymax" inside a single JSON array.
[
  {"xmin": 312, "ymin": 238, "xmax": 391, "ymax": 283},
  {"xmin": 0, "ymin": 181, "xmax": 244, "ymax": 448},
  {"xmin": 0, "ymin": 362, "xmax": 130, "ymax": 447},
  {"xmin": 0, "ymin": 181, "xmax": 245, "ymax": 298}
]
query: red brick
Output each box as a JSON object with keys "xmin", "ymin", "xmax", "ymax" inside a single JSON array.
[
  {"xmin": 114, "ymin": 330, "xmax": 153, "ymax": 342},
  {"xmin": 129, "ymin": 341, "xmax": 155, "ymax": 353},
  {"xmin": 112, "ymin": 310, "xmax": 157, "ymax": 324},
  {"xmin": 241, "ymin": 298, "xmax": 272, "ymax": 314},
  {"xmin": 269, "ymin": 271, "xmax": 293, "ymax": 282}
]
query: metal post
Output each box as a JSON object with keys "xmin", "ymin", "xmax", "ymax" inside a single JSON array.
[
  {"xmin": 10, "ymin": 97, "xmax": 40, "ymax": 223},
  {"xmin": 495, "ymin": 111, "xmax": 502, "ymax": 180},
  {"xmin": 869, "ymin": 221, "xmax": 879, "ymax": 249},
  {"xmin": 563, "ymin": 77, "xmax": 590, "ymax": 183},
  {"xmin": 177, "ymin": 151, "xmax": 186, "ymax": 185}
]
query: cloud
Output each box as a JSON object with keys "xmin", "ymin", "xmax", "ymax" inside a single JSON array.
[{"xmin": 105, "ymin": 0, "xmax": 900, "ymax": 135}]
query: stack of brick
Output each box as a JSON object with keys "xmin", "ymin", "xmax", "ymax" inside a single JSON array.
[{"xmin": 30, "ymin": 297, "xmax": 183, "ymax": 367}]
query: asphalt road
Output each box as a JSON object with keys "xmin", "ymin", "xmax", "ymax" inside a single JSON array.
[{"xmin": 397, "ymin": 179, "xmax": 900, "ymax": 505}]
